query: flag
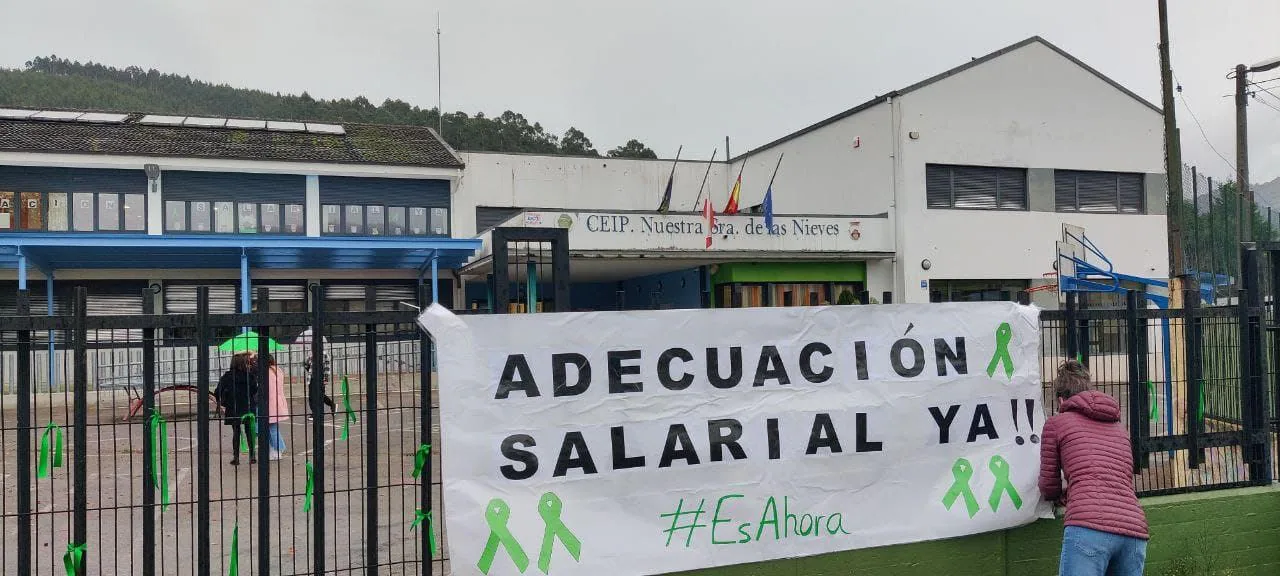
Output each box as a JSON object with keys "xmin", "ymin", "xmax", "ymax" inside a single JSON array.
[
  {"xmin": 723, "ymin": 172, "xmax": 741, "ymax": 215},
  {"xmin": 657, "ymin": 146, "xmax": 683, "ymax": 213},
  {"xmin": 703, "ymin": 198, "xmax": 715, "ymax": 248},
  {"xmin": 762, "ymin": 185, "xmax": 775, "ymax": 234}
]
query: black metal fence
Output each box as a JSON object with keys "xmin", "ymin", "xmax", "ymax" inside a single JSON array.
[
  {"xmin": 0, "ymin": 285, "xmax": 442, "ymax": 575},
  {"xmin": 1035, "ymin": 244, "xmax": 1275, "ymax": 497}
]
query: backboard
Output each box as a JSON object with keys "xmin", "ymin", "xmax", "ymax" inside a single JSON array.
[{"xmin": 1057, "ymin": 223, "xmax": 1087, "ymax": 294}]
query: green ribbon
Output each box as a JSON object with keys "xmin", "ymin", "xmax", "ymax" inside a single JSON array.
[
  {"xmin": 38, "ymin": 421, "xmax": 64, "ymax": 479},
  {"xmin": 239, "ymin": 413, "xmax": 257, "ymax": 454},
  {"xmin": 537, "ymin": 492, "xmax": 582, "ymax": 574},
  {"xmin": 987, "ymin": 455, "xmax": 1023, "ymax": 512},
  {"xmin": 985, "ymin": 323, "xmax": 1014, "ymax": 380},
  {"xmin": 340, "ymin": 376, "xmax": 357, "ymax": 441},
  {"xmin": 477, "ymin": 498, "xmax": 530, "ymax": 575},
  {"xmin": 1147, "ymin": 380, "xmax": 1158, "ymax": 421},
  {"xmin": 411, "ymin": 444, "xmax": 432, "ymax": 479},
  {"xmin": 228, "ymin": 522, "xmax": 239, "ymax": 576},
  {"xmin": 941, "ymin": 458, "xmax": 980, "ymax": 518},
  {"xmin": 411, "ymin": 508, "xmax": 438, "ymax": 558},
  {"xmin": 62, "ymin": 542, "xmax": 85, "ymax": 576},
  {"xmin": 1198, "ymin": 381, "xmax": 1205, "ymax": 421},
  {"xmin": 149, "ymin": 409, "xmax": 171, "ymax": 510},
  {"xmin": 303, "ymin": 460, "xmax": 314, "ymax": 513}
]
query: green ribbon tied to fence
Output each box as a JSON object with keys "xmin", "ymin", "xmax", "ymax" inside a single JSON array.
[
  {"xmin": 38, "ymin": 421, "xmax": 64, "ymax": 479},
  {"xmin": 1198, "ymin": 381, "xmax": 1206, "ymax": 421},
  {"xmin": 228, "ymin": 522, "xmax": 240, "ymax": 576},
  {"xmin": 340, "ymin": 376, "xmax": 357, "ymax": 441},
  {"xmin": 537, "ymin": 492, "xmax": 582, "ymax": 574},
  {"xmin": 411, "ymin": 508, "xmax": 438, "ymax": 558},
  {"xmin": 477, "ymin": 498, "xmax": 530, "ymax": 575},
  {"xmin": 411, "ymin": 443, "xmax": 431, "ymax": 479},
  {"xmin": 941, "ymin": 457, "xmax": 980, "ymax": 518},
  {"xmin": 239, "ymin": 413, "xmax": 257, "ymax": 454},
  {"xmin": 985, "ymin": 322, "xmax": 1014, "ymax": 380},
  {"xmin": 1147, "ymin": 380, "xmax": 1158, "ymax": 421},
  {"xmin": 149, "ymin": 409, "xmax": 171, "ymax": 510},
  {"xmin": 62, "ymin": 541, "xmax": 85, "ymax": 576},
  {"xmin": 987, "ymin": 455, "xmax": 1023, "ymax": 512},
  {"xmin": 303, "ymin": 460, "xmax": 314, "ymax": 513}
]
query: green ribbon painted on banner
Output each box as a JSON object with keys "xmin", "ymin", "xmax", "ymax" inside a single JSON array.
[
  {"xmin": 228, "ymin": 522, "xmax": 240, "ymax": 576},
  {"xmin": 239, "ymin": 412, "xmax": 257, "ymax": 454},
  {"xmin": 411, "ymin": 508, "xmax": 438, "ymax": 558},
  {"xmin": 1147, "ymin": 381, "xmax": 1158, "ymax": 421},
  {"xmin": 411, "ymin": 443, "xmax": 431, "ymax": 479},
  {"xmin": 340, "ymin": 376, "xmax": 357, "ymax": 441},
  {"xmin": 149, "ymin": 409, "xmax": 170, "ymax": 510},
  {"xmin": 62, "ymin": 541, "xmax": 85, "ymax": 576},
  {"xmin": 537, "ymin": 492, "xmax": 582, "ymax": 574},
  {"xmin": 941, "ymin": 457, "xmax": 979, "ymax": 518},
  {"xmin": 303, "ymin": 460, "xmax": 314, "ymax": 513},
  {"xmin": 38, "ymin": 421, "xmax": 64, "ymax": 479},
  {"xmin": 985, "ymin": 323, "xmax": 1014, "ymax": 380},
  {"xmin": 987, "ymin": 455, "xmax": 1023, "ymax": 512},
  {"xmin": 477, "ymin": 498, "xmax": 530, "ymax": 575}
]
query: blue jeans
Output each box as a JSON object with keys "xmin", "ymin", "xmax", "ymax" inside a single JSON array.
[
  {"xmin": 1060, "ymin": 525, "xmax": 1147, "ymax": 576},
  {"xmin": 267, "ymin": 423, "xmax": 286, "ymax": 452}
]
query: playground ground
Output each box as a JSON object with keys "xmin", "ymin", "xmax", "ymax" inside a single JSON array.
[{"xmin": 0, "ymin": 374, "xmax": 451, "ymax": 575}]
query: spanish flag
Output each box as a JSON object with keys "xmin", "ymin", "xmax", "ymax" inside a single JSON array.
[{"xmin": 723, "ymin": 163, "xmax": 743, "ymax": 215}]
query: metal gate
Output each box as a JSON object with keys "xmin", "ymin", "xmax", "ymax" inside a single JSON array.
[
  {"xmin": 0, "ymin": 285, "xmax": 441, "ymax": 575},
  {"xmin": 490, "ymin": 227, "xmax": 570, "ymax": 313}
]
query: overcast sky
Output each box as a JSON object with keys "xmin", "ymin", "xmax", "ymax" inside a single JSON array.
[{"xmin": 1, "ymin": 0, "xmax": 1279, "ymax": 182}]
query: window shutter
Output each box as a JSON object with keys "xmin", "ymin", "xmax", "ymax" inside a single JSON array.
[
  {"xmin": 925, "ymin": 165, "xmax": 952, "ymax": 209},
  {"xmin": 996, "ymin": 168, "xmax": 1028, "ymax": 210},
  {"xmin": 1055, "ymin": 173, "xmax": 1077, "ymax": 211},
  {"xmin": 1076, "ymin": 172, "xmax": 1118, "ymax": 212},
  {"xmin": 164, "ymin": 284, "xmax": 238, "ymax": 314},
  {"xmin": 476, "ymin": 207, "xmax": 525, "ymax": 232},
  {"xmin": 952, "ymin": 167, "xmax": 998, "ymax": 209},
  {"xmin": 1118, "ymin": 174, "xmax": 1144, "ymax": 213}
]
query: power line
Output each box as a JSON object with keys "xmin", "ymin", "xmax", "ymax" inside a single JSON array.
[
  {"xmin": 1253, "ymin": 93, "xmax": 1280, "ymax": 115},
  {"xmin": 1172, "ymin": 71, "xmax": 1236, "ymax": 172}
]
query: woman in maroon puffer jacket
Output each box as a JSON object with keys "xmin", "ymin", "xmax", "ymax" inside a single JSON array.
[{"xmin": 1039, "ymin": 360, "xmax": 1148, "ymax": 576}]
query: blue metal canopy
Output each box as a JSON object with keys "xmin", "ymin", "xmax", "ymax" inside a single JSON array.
[{"xmin": 0, "ymin": 233, "xmax": 480, "ymax": 273}]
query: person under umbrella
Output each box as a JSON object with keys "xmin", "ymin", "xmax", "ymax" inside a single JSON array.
[{"xmin": 214, "ymin": 352, "xmax": 259, "ymax": 465}]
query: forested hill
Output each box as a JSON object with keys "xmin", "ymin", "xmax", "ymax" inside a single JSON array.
[{"xmin": 0, "ymin": 55, "xmax": 657, "ymax": 158}]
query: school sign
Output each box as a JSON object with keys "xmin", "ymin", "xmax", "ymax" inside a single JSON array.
[{"xmin": 419, "ymin": 302, "xmax": 1049, "ymax": 576}]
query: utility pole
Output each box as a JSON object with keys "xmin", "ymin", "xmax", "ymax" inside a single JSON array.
[
  {"xmin": 1158, "ymin": 0, "xmax": 1185, "ymax": 277},
  {"xmin": 1236, "ymin": 64, "xmax": 1250, "ymax": 243}
]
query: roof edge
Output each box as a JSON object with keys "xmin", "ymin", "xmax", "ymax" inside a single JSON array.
[{"xmin": 728, "ymin": 36, "xmax": 1162, "ymax": 163}]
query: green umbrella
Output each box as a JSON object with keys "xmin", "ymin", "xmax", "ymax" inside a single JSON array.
[{"xmin": 218, "ymin": 331, "xmax": 282, "ymax": 353}]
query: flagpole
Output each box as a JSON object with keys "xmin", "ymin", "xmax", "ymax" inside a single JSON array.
[
  {"xmin": 692, "ymin": 148, "xmax": 717, "ymax": 209},
  {"xmin": 657, "ymin": 146, "xmax": 683, "ymax": 212},
  {"xmin": 765, "ymin": 153, "xmax": 784, "ymax": 195},
  {"xmin": 668, "ymin": 145, "xmax": 683, "ymax": 181}
]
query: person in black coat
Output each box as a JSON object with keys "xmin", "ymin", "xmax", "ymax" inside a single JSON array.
[{"xmin": 215, "ymin": 352, "xmax": 259, "ymax": 465}]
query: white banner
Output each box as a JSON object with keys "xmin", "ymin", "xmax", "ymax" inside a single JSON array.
[{"xmin": 420, "ymin": 302, "xmax": 1049, "ymax": 576}]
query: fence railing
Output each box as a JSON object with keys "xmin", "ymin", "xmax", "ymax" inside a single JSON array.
[{"xmin": 0, "ymin": 285, "xmax": 442, "ymax": 576}]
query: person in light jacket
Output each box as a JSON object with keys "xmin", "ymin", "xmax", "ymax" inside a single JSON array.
[
  {"xmin": 1039, "ymin": 360, "xmax": 1149, "ymax": 575},
  {"xmin": 262, "ymin": 354, "xmax": 289, "ymax": 460}
]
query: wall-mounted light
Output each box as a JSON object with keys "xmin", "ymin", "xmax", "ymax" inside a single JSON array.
[
  {"xmin": 144, "ymin": 163, "xmax": 161, "ymax": 194},
  {"xmin": 921, "ymin": 259, "xmax": 932, "ymax": 270},
  {"xmin": 148, "ymin": 283, "xmax": 162, "ymax": 294},
  {"xmin": 908, "ymin": 131, "xmax": 920, "ymax": 140}
]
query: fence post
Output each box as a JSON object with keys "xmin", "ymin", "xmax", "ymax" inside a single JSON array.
[
  {"xmin": 1065, "ymin": 292, "xmax": 1079, "ymax": 361},
  {"xmin": 1239, "ymin": 244, "xmax": 1271, "ymax": 482},
  {"xmin": 72, "ymin": 287, "xmax": 88, "ymax": 576},
  {"xmin": 1137, "ymin": 292, "xmax": 1151, "ymax": 470},
  {"xmin": 1185, "ymin": 284, "xmax": 1204, "ymax": 468},
  {"xmin": 1125, "ymin": 290, "xmax": 1143, "ymax": 473},
  {"xmin": 364, "ymin": 286, "xmax": 380, "ymax": 576},
  {"xmin": 195, "ymin": 286, "xmax": 211, "ymax": 576},
  {"xmin": 419, "ymin": 283, "xmax": 436, "ymax": 574},
  {"xmin": 255, "ymin": 286, "xmax": 272, "ymax": 576},
  {"xmin": 15, "ymin": 289, "xmax": 33, "ymax": 575},
  {"xmin": 141, "ymin": 287, "xmax": 157, "ymax": 576},
  {"xmin": 309, "ymin": 283, "xmax": 327, "ymax": 575}
]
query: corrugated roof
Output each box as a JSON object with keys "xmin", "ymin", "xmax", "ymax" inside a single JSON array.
[{"xmin": 0, "ymin": 110, "xmax": 464, "ymax": 168}]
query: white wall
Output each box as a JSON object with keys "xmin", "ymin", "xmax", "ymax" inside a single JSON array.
[
  {"xmin": 453, "ymin": 153, "xmax": 731, "ymax": 238},
  {"xmin": 892, "ymin": 40, "xmax": 1167, "ymax": 302}
]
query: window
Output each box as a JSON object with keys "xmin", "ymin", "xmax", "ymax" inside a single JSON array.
[
  {"xmin": 431, "ymin": 207, "xmax": 449, "ymax": 235},
  {"xmin": 213, "ymin": 201, "xmax": 235, "ymax": 233},
  {"xmin": 19, "ymin": 192, "xmax": 42, "ymax": 230},
  {"xmin": 97, "ymin": 194, "xmax": 120, "ymax": 230},
  {"xmin": 929, "ymin": 280, "xmax": 1029, "ymax": 303},
  {"xmin": 237, "ymin": 202, "xmax": 258, "ymax": 233},
  {"xmin": 0, "ymin": 191, "xmax": 12, "ymax": 230},
  {"xmin": 388, "ymin": 207, "xmax": 406, "ymax": 235},
  {"xmin": 73, "ymin": 193, "xmax": 95, "ymax": 231},
  {"xmin": 410, "ymin": 208, "xmax": 428, "ymax": 235},
  {"xmin": 925, "ymin": 164, "xmax": 1028, "ymax": 210},
  {"xmin": 323, "ymin": 205, "xmax": 340, "ymax": 233},
  {"xmin": 191, "ymin": 201, "xmax": 211, "ymax": 232},
  {"xmin": 124, "ymin": 194, "xmax": 145, "ymax": 231},
  {"xmin": 345, "ymin": 205, "xmax": 364, "ymax": 234},
  {"xmin": 165, "ymin": 201, "xmax": 186, "ymax": 231},
  {"xmin": 48, "ymin": 193, "xmax": 68, "ymax": 231},
  {"xmin": 367, "ymin": 205, "xmax": 384, "ymax": 235},
  {"xmin": 1055, "ymin": 170, "xmax": 1144, "ymax": 213},
  {"xmin": 261, "ymin": 204, "xmax": 280, "ymax": 233},
  {"xmin": 284, "ymin": 204, "xmax": 304, "ymax": 233}
]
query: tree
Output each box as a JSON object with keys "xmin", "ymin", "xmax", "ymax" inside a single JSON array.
[
  {"xmin": 559, "ymin": 127, "xmax": 598, "ymax": 156},
  {"xmin": 607, "ymin": 139, "xmax": 658, "ymax": 159}
]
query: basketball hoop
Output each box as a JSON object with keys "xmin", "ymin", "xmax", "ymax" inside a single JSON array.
[{"xmin": 1026, "ymin": 271, "xmax": 1058, "ymax": 294}]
